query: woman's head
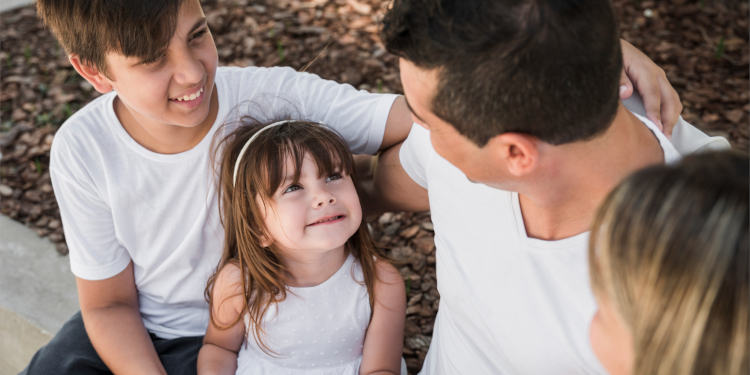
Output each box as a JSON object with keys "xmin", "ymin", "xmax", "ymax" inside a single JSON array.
[
  {"xmin": 588, "ymin": 150, "xmax": 749, "ymax": 375},
  {"xmin": 208, "ymin": 119, "xmax": 382, "ymax": 351}
]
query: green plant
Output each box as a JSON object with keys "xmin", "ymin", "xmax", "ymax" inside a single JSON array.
[
  {"xmin": 277, "ymin": 40, "xmax": 286, "ymax": 63},
  {"xmin": 33, "ymin": 158, "xmax": 42, "ymax": 173},
  {"xmin": 63, "ymin": 103, "xmax": 73, "ymax": 119},
  {"xmin": 36, "ymin": 112, "xmax": 51, "ymax": 126},
  {"xmin": 714, "ymin": 36, "xmax": 726, "ymax": 59}
]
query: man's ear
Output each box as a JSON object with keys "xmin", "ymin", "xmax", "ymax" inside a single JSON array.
[
  {"xmin": 68, "ymin": 54, "xmax": 114, "ymax": 94},
  {"xmin": 486, "ymin": 133, "xmax": 539, "ymax": 177}
]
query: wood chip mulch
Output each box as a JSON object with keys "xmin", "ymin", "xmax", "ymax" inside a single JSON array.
[{"xmin": 1, "ymin": 0, "xmax": 747, "ymax": 373}]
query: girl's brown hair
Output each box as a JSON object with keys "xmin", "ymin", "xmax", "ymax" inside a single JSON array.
[
  {"xmin": 206, "ymin": 120, "xmax": 384, "ymax": 353},
  {"xmin": 589, "ymin": 150, "xmax": 749, "ymax": 375}
]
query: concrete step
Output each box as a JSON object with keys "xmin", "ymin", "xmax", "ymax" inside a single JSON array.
[{"xmin": 0, "ymin": 215, "xmax": 78, "ymax": 375}]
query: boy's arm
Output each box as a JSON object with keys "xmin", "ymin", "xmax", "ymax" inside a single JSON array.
[
  {"xmin": 359, "ymin": 260, "xmax": 407, "ymax": 375},
  {"xmin": 76, "ymin": 261, "xmax": 167, "ymax": 375},
  {"xmin": 369, "ymin": 141, "xmax": 430, "ymax": 214},
  {"xmin": 620, "ymin": 39, "xmax": 682, "ymax": 136},
  {"xmin": 197, "ymin": 263, "xmax": 246, "ymax": 375},
  {"xmin": 380, "ymin": 96, "xmax": 413, "ymax": 150}
]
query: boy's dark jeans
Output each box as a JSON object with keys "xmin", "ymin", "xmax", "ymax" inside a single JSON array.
[{"xmin": 20, "ymin": 311, "xmax": 203, "ymax": 375}]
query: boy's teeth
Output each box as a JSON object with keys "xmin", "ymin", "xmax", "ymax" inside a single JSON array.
[{"xmin": 175, "ymin": 87, "xmax": 203, "ymax": 101}]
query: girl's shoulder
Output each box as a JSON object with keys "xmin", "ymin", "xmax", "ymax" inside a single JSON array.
[
  {"xmin": 210, "ymin": 262, "xmax": 246, "ymax": 324},
  {"xmin": 215, "ymin": 262, "xmax": 244, "ymax": 290},
  {"xmin": 373, "ymin": 258, "xmax": 402, "ymax": 285},
  {"xmin": 371, "ymin": 258, "xmax": 406, "ymax": 309}
]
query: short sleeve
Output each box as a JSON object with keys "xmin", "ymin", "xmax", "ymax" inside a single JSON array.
[
  {"xmin": 622, "ymin": 91, "xmax": 730, "ymax": 154},
  {"xmin": 50, "ymin": 135, "xmax": 130, "ymax": 280},
  {"xmin": 289, "ymin": 69, "xmax": 398, "ymax": 155},
  {"xmin": 398, "ymin": 124, "xmax": 433, "ymax": 189},
  {"xmin": 221, "ymin": 66, "xmax": 398, "ymax": 155},
  {"xmin": 671, "ymin": 117, "xmax": 731, "ymax": 154}
]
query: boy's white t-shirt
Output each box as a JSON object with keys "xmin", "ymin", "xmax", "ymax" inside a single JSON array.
[
  {"xmin": 399, "ymin": 108, "xmax": 727, "ymax": 374},
  {"xmin": 49, "ymin": 66, "xmax": 397, "ymax": 338}
]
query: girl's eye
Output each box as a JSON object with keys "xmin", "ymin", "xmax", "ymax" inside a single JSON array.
[
  {"xmin": 326, "ymin": 173, "xmax": 343, "ymax": 182},
  {"xmin": 283, "ymin": 184, "xmax": 301, "ymax": 194}
]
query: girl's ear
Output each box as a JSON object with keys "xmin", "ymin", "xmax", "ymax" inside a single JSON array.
[
  {"xmin": 68, "ymin": 54, "xmax": 114, "ymax": 94},
  {"xmin": 485, "ymin": 133, "xmax": 539, "ymax": 177},
  {"xmin": 259, "ymin": 233, "xmax": 272, "ymax": 248}
]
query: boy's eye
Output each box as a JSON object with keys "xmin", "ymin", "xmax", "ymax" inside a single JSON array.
[
  {"xmin": 140, "ymin": 54, "xmax": 165, "ymax": 66},
  {"xmin": 191, "ymin": 28, "xmax": 207, "ymax": 41},
  {"xmin": 326, "ymin": 173, "xmax": 343, "ymax": 182},
  {"xmin": 283, "ymin": 184, "xmax": 301, "ymax": 194}
]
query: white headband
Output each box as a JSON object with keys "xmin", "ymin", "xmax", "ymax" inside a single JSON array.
[{"xmin": 232, "ymin": 120, "xmax": 295, "ymax": 187}]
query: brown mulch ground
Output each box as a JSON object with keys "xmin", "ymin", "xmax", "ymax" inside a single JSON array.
[{"xmin": 0, "ymin": 0, "xmax": 747, "ymax": 373}]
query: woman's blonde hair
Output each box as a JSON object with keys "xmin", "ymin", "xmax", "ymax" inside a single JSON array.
[
  {"xmin": 205, "ymin": 119, "xmax": 384, "ymax": 353},
  {"xmin": 589, "ymin": 150, "xmax": 749, "ymax": 375}
]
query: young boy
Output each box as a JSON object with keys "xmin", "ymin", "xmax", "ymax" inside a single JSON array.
[
  {"xmin": 27, "ymin": 0, "xmax": 410, "ymax": 374},
  {"xmin": 27, "ymin": 0, "xmax": 682, "ymax": 373}
]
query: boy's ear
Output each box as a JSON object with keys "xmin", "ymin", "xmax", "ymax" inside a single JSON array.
[
  {"xmin": 486, "ymin": 133, "xmax": 539, "ymax": 177},
  {"xmin": 68, "ymin": 54, "xmax": 114, "ymax": 94}
]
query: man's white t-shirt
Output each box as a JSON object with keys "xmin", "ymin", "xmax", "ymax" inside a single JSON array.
[
  {"xmin": 49, "ymin": 66, "xmax": 397, "ymax": 338},
  {"xmin": 399, "ymin": 105, "xmax": 728, "ymax": 374}
]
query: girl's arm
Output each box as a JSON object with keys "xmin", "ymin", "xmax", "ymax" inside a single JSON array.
[
  {"xmin": 360, "ymin": 260, "xmax": 407, "ymax": 375},
  {"xmin": 197, "ymin": 263, "xmax": 247, "ymax": 375}
]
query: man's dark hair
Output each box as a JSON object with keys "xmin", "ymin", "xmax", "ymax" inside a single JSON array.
[
  {"xmin": 37, "ymin": 0, "xmax": 183, "ymax": 76},
  {"xmin": 382, "ymin": 0, "xmax": 623, "ymax": 146}
]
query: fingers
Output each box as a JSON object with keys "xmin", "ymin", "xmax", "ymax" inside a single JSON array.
[
  {"xmin": 640, "ymin": 78, "xmax": 664, "ymax": 132},
  {"xmin": 658, "ymin": 82, "xmax": 683, "ymax": 137},
  {"xmin": 619, "ymin": 69, "xmax": 633, "ymax": 99}
]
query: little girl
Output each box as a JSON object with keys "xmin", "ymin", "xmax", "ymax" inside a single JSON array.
[
  {"xmin": 587, "ymin": 150, "xmax": 749, "ymax": 375},
  {"xmin": 197, "ymin": 120, "xmax": 406, "ymax": 374}
]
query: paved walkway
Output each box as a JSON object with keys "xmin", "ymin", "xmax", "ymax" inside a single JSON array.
[
  {"xmin": 1, "ymin": 2, "xmax": 71, "ymax": 375},
  {"xmin": 0, "ymin": 215, "xmax": 78, "ymax": 375},
  {"xmin": 0, "ymin": 0, "xmax": 34, "ymax": 13}
]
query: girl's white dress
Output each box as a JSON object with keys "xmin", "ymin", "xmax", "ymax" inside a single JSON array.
[{"xmin": 236, "ymin": 254, "xmax": 370, "ymax": 374}]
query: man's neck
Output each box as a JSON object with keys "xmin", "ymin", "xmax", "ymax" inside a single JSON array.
[{"xmin": 518, "ymin": 104, "xmax": 665, "ymax": 241}]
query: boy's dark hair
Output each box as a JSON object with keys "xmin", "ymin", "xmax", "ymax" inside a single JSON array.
[
  {"xmin": 382, "ymin": 0, "xmax": 623, "ymax": 146},
  {"xmin": 37, "ymin": 0, "xmax": 183, "ymax": 76}
]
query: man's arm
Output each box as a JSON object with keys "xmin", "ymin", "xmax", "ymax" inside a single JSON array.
[{"xmin": 77, "ymin": 262, "xmax": 166, "ymax": 374}]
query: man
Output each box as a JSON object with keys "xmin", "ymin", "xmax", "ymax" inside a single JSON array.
[{"xmin": 374, "ymin": 0, "xmax": 730, "ymax": 373}]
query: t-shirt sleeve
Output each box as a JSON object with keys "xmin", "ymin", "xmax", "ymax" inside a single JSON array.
[
  {"xmin": 398, "ymin": 124, "xmax": 433, "ymax": 189},
  {"xmin": 621, "ymin": 92, "xmax": 731, "ymax": 154},
  {"xmin": 671, "ymin": 117, "xmax": 731, "ymax": 154},
  {"xmin": 49, "ymin": 132, "xmax": 130, "ymax": 280},
  {"xmin": 225, "ymin": 66, "xmax": 398, "ymax": 155}
]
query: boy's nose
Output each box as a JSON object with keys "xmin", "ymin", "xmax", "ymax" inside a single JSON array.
[{"xmin": 173, "ymin": 51, "xmax": 203, "ymax": 85}]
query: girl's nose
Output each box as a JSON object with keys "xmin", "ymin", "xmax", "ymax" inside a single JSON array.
[{"xmin": 314, "ymin": 193, "xmax": 336, "ymax": 208}]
